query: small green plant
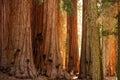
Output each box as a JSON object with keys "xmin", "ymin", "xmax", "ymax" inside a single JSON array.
[
  {"xmin": 38, "ymin": 0, "xmax": 43, "ymax": 5},
  {"xmin": 102, "ymin": 30, "xmax": 118, "ymax": 36},
  {"xmin": 102, "ymin": 30, "xmax": 111, "ymax": 36},
  {"xmin": 101, "ymin": 0, "xmax": 116, "ymax": 7},
  {"xmin": 62, "ymin": 0, "xmax": 75, "ymax": 15},
  {"xmin": 38, "ymin": 0, "xmax": 75, "ymax": 15}
]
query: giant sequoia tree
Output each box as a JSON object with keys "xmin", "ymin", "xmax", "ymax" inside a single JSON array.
[
  {"xmin": 67, "ymin": 0, "xmax": 79, "ymax": 73},
  {"xmin": 57, "ymin": 0, "xmax": 67, "ymax": 70},
  {"xmin": 90, "ymin": 0, "xmax": 101, "ymax": 79},
  {"xmin": 97, "ymin": 1, "xmax": 119, "ymax": 79},
  {"xmin": 0, "ymin": 0, "xmax": 74, "ymax": 79},
  {"xmin": 33, "ymin": 0, "xmax": 64, "ymax": 79},
  {"xmin": 79, "ymin": 0, "xmax": 91, "ymax": 79},
  {"xmin": 79, "ymin": 0, "xmax": 102, "ymax": 79},
  {"xmin": 0, "ymin": 0, "xmax": 37, "ymax": 78},
  {"xmin": 1, "ymin": 0, "xmax": 119, "ymax": 80},
  {"xmin": 31, "ymin": 0, "xmax": 44, "ymax": 73}
]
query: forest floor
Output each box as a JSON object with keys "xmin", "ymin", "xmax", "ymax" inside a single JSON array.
[
  {"xmin": 0, "ymin": 71, "xmax": 76, "ymax": 80},
  {"xmin": 0, "ymin": 71, "xmax": 51, "ymax": 80},
  {"xmin": 0, "ymin": 71, "xmax": 117, "ymax": 80},
  {"xmin": 0, "ymin": 71, "xmax": 30, "ymax": 80},
  {"xmin": 105, "ymin": 76, "xmax": 117, "ymax": 80}
]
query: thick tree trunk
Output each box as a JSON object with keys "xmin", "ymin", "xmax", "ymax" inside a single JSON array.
[
  {"xmin": 58, "ymin": 1, "xmax": 67, "ymax": 70},
  {"xmin": 67, "ymin": 0, "xmax": 79, "ymax": 73},
  {"xmin": 0, "ymin": 0, "xmax": 11, "ymax": 69},
  {"xmin": 31, "ymin": 0, "xmax": 44, "ymax": 72},
  {"xmin": 79, "ymin": 0, "xmax": 91, "ymax": 79},
  {"xmin": 90, "ymin": 0, "xmax": 101, "ymax": 79},
  {"xmin": 79, "ymin": 0, "xmax": 87, "ymax": 78},
  {"xmin": 37, "ymin": 0, "xmax": 64, "ymax": 79},
  {"xmin": 97, "ymin": 3, "xmax": 119, "ymax": 78},
  {"xmin": 0, "ymin": 0, "xmax": 37, "ymax": 78},
  {"xmin": 85, "ymin": 1, "xmax": 92, "ymax": 79},
  {"xmin": 31, "ymin": 0, "xmax": 66, "ymax": 79},
  {"xmin": 103, "ymin": 36, "xmax": 117, "ymax": 76}
]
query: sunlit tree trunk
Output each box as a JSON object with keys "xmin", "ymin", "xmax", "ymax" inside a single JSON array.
[
  {"xmin": 79, "ymin": 0, "xmax": 87, "ymax": 78},
  {"xmin": 67, "ymin": 0, "xmax": 79, "ymax": 73},
  {"xmin": 101, "ymin": 5, "xmax": 118, "ymax": 78},
  {"xmin": 0, "ymin": 0, "xmax": 37, "ymax": 78},
  {"xmin": 58, "ymin": 0, "xmax": 67, "ymax": 70},
  {"xmin": 97, "ymin": 2, "xmax": 119, "ymax": 78}
]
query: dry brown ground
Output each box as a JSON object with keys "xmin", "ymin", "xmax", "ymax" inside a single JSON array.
[
  {"xmin": 0, "ymin": 71, "xmax": 72, "ymax": 80},
  {"xmin": 0, "ymin": 71, "xmax": 49, "ymax": 80}
]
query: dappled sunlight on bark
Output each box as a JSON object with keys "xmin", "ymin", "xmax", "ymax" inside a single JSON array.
[{"xmin": 109, "ymin": 36, "xmax": 116, "ymax": 76}]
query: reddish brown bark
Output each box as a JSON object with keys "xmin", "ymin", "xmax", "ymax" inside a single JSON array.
[
  {"xmin": 31, "ymin": 0, "xmax": 44, "ymax": 72},
  {"xmin": 0, "ymin": 0, "xmax": 37, "ymax": 78},
  {"xmin": 0, "ymin": 0, "xmax": 72, "ymax": 79},
  {"xmin": 58, "ymin": 2, "xmax": 67, "ymax": 70},
  {"xmin": 67, "ymin": 0, "xmax": 79, "ymax": 73},
  {"xmin": 0, "ymin": 0, "xmax": 11, "ymax": 69},
  {"xmin": 79, "ymin": 0, "xmax": 87, "ymax": 79},
  {"xmin": 79, "ymin": 0, "xmax": 92, "ymax": 79},
  {"xmin": 117, "ymin": 2, "xmax": 120, "ymax": 79},
  {"xmin": 31, "ymin": 0, "xmax": 64, "ymax": 79},
  {"xmin": 42, "ymin": 0, "xmax": 62, "ymax": 78}
]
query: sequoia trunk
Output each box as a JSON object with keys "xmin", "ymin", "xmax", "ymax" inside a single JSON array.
[
  {"xmin": 38, "ymin": 0, "xmax": 63, "ymax": 79},
  {"xmin": 0, "ymin": 0, "xmax": 37, "ymax": 78},
  {"xmin": 90, "ymin": 0, "xmax": 101, "ymax": 79},
  {"xmin": 67, "ymin": 0, "xmax": 79, "ymax": 73},
  {"xmin": 79, "ymin": 0, "xmax": 91, "ymax": 79}
]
